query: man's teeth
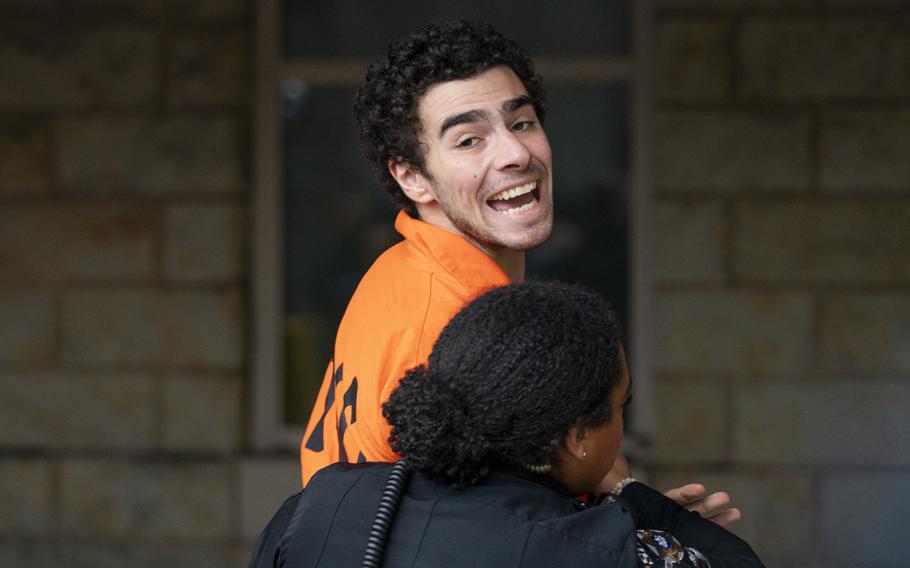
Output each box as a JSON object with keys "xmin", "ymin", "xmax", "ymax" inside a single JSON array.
[
  {"xmin": 490, "ymin": 181, "xmax": 537, "ymax": 201},
  {"xmin": 502, "ymin": 201, "xmax": 536, "ymax": 215}
]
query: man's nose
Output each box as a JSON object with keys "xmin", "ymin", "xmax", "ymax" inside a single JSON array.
[{"xmin": 493, "ymin": 129, "xmax": 531, "ymax": 171}]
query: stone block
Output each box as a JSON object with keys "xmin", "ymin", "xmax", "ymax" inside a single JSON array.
[
  {"xmin": 653, "ymin": 199, "xmax": 725, "ymax": 283},
  {"xmin": 649, "ymin": 469, "xmax": 812, "ymax": 565},
  {"xmin": 0, "ymin": 26, "xmax": 155, "ymax": 108},
  {"xmin": 650, "ymin": 377, "xmax": 727, "ymax": 463},
  {"xmin": 167, "ymin": 30, "xmax": 247, "ymax": 107},
  {"xmin": 0, "ymin": 287, "xmax": 53, "ymax": 364},
  {"xmin": 0, "ymin": 118, "xmax": 51, "ymax": 195},
  {"xmin": 63, "ymin": 289, "xmax": 243, "ymax": 369},
  {"xmin": 164, "ymin": 203, "xmax": 243, "ymax": 282},
  {"xmin": 0, "ymin": 540, "xmax": 53, "ymax": 567},
  {"xmin": 0, "ymin": 459, "xmax": 50, "ymax": 532},
  {"xmin": 69, "ymin": 0, "xmax": 160, "ymax": 19},
  {"xmin": 735, "ymin": 381, "xmax": 910, "ymax": 466},
  {"xmin": 656, "ymin": 291, "xmax": 812, "ymax": 376},
  {"xmin": 0, "ymin": 372, "xmax": 154, "ymax": 449},
  {"xmin": 655, "ymin": 112, "xmax": 810, "ymax": 191},
  {"xmin": 152, "ymin": 543, "xmax": 252, "ymax": 568},
  {"xmin": 656, "ymin": 19, "xmax": 730, "ymax": 101},
  {"xmin": 740, "ymin": 19, "xmax": 910, "ymax": 100},
  {"xmin": 819, "ymin": 294, "xmax": 910, "ymax": 375},
  {"xmin": 61, "ymin": 460, "xmax": 231, "ymax": 538},
  {"xmin": 0, "ymin": 0, "xmax": 59, "ymax": 13},
  {"xmin": 821, "ymin": 472, "xmax": 910, "ymax": 567},
  {"xmin": 659, "ymin": 0, "xmax": 811, "ymax": 6},
  {"xmin": 162, "ymin": 373, "xmax": 241, "ymax": 452},
  {"xmin": 820, "ymin": 109, "xmax": 910, "ymax": 193},
  {"xmin": 734, "ymin": 200, "xmax": 910, "ymax": 284},
  {"xmin": 163, "ymin": 0, "xmax": 245, "ymax": 22},
  {"xmin": 240, "ymin": 458, "xmax": 301, "ymax": 540},
  {"xmin": 57, "ymin": 117, "xmax": 244, "ymax": 194},
  {"xmin": 54, "ymin": 541, "xmax": 250, "ymax": 568},
  {"xmin": 0, "ymin": 204, "xmax": 155, "ymax": 280},
  {"xmin": 826, "ymin": 0, "xmax": 905, "ymax": 4}
]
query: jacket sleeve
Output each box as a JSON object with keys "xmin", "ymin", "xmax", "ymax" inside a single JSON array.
[
  {"xmin": 619, "ymin": 482, "xmax": 765, "ymax": 568},
  {"xmin": 246, "ymin": 492, "xmax": 302, "ymax": 568}
]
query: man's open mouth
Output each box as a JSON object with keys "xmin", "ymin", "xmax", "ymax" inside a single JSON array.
[{"xmin": 487, "ymin": 181, "xmax": 539, "ymax": 215}]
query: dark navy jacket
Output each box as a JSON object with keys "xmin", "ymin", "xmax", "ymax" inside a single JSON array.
[{"xmin": 248, "ymin": 463, "xmax": 763, "ymax": 567}]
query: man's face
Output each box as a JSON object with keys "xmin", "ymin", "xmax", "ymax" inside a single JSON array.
[{"xmin": 413, "ymin": 65, "xmax": 553, "ymax": 253}]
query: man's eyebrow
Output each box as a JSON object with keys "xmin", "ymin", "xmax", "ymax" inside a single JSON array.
[
  {"xmin": 502, "ymin": 95, "xmax": 534, "ymax": 114},
  {"xmin": 439, "ymin": 109, "xmax": 488, "ymax": 137}
]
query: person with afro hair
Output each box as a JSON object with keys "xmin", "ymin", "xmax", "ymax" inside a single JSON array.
[{"xmin": 253, "ymin": 282, "xmax": 763, "ymax": 568}]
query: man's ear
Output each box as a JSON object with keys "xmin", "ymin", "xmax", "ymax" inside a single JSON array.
[
  {"xmin": 562, "ymin": 425, "xmax": 588, "ymax": 461},
  {"xmin": 388, "ymin": 159, "xmax": 437, "ymax": 205}
]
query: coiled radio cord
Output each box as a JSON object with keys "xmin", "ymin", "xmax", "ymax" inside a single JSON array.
[{"xmin": 362, "ymin": 460, "xmax": 410, "ymax": 568}]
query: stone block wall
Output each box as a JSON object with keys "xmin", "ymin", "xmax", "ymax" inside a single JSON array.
[
  {"xmin": 0, "ymin": 1, "xmax": 300, "ymax": 565},
  {"xmin": 2, "ymin": 1, "xmax": 908, "ymax": 567},
  {"xmin": 651, "ymin": 1, "xmax": 910, "ymax": 566}
]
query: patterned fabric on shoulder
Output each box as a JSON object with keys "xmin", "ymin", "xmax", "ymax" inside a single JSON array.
[{"xmin": 635, "ymin": 529, "xmax": 711, "ymax": 567}]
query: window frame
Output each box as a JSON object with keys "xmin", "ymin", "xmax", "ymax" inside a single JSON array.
[{"xmin": 251, "ymin": 0, "xmax": 656, "ymax": 452}]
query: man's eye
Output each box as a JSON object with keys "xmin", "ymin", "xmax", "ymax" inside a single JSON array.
[
  {"xmin": 457, "ymin": 137, "xmax": 480, "ymax": 148},
  {"xmin": 512, "ymin": 120, "xmax": 535, "ymax": 132}
]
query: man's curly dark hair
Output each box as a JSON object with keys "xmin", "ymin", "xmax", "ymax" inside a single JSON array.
[
  {"xmin": 382, "ymin": 281, "xmax": 624, "ymax": 489},
  {"xmin": 354, "ymin": 19, "xmax": 548, "ymax": 217}
]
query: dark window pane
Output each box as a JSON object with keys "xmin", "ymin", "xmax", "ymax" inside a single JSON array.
[
  {"xmin": 284, "ymin": 0, "xmax": 631, "ymax": 59},
  {"xmin": 282, "ymin": 83, "xmax": 398, "ymax": 422},
  {"xmin": 527, "ymin": 84, "xmax": 630, "ymax": 326}
]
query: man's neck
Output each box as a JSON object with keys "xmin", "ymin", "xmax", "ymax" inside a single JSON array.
[{"xmin": 487, "ymin": 248, "xmax": 525, "ymax": 283}]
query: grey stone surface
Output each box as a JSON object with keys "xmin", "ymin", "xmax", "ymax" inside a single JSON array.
[
  {"xmin": 656, "ymin": 291, "xmax": 812, "ymax": 376},
  {"xmin": 0, "ymin": 26, "xmax": 155, "ymax": 108},
  {"xmin": 821, "ymin": 471, "xmax": 910, "ymax": 567},
  {"xmin": 63, "ymin": 289, "xmax": 243, "ymax": 369},
  {"xmin": 820, "ymin": 109, "xmax": 910, "ymax": 193},
  {"xmin": 163, "ymin": 0, "xmax": 245, "ymax": 22},
  {"xmin": 740, "ymin": 19, "xmax": 910, "ymax": 100},
  {"xmin": 736, "ymin": 381, "xmax": 910, "ymax": 466},
  {"xmin": 0, "ymin": 539, "xmax": 53, "ymax": 567},
  {"xmin": 164, "ymin": 203, "xmax": 243, "ymax": 282},
  {"xmin": 0, "ymin": 204, "xmax": 155, "ymax": 280},
  {"xmin": 61, "ymin": 460, "xmax": 232, "ymax": 538},
  {"xmin": 240, "ymin": 458, "xmax": 301, "ymax": 540},
  {"xmin": 650, "ymin": 469, "xmax": 812, "ymax": 566},
  {"xmin": 57, "ymin": 117, "xmax": 244, "ymax": 194},
  {"xmin": 650, "ymin": 377, "xmax": 727, "ymax": 463},
  {"xmin": 0, "ymin": 0, "xmax": 59, "ymax": 11},
  {"xmin": 659, "ymin": 0, "xmax": 811, "ymax": 6},
  {"xmin": 653, "ymin": 199, "xmax": 725, "ymax": 283},
  {"xmin": 0, "ymin": 459, "xmax": 50, "ymax": 533},
  {"xmin": 734, "ymin": 200, "xmax": 910, "ymax": 284},
  {"xmin": 162, "ymin": 373, "xmax": 241, "ymax": 452},
  {"xmin": 0, "ymin": 287, "xmax": 54, "ymax": 364},
  {"xmin": 151, "ymin": 544, "xmax": 253, "ymax": 568},
  {"xmin": 0, "ymin": 372, "xmax": 154, "ymax": 449},
  {"xmin": 656, "ymin": 19, "xmax": 730, "ymax": 101},
  {"xmin": 819, "ymin": 294, "xmax": 910, "ymax": 375},
  {"xmin": 655, "ymin": 112, "xmax": 811, "ymax": 191},
  {"xmin": 69, "ymin": 0, "xmax": 160, "ymax": 19},
  {"xmin": 167, "ymin": 30, "xmax": 247, "ymax": 107},
  {"xmin": 0, "ymin": 119, "xmax": 51, "ymax": 195}
]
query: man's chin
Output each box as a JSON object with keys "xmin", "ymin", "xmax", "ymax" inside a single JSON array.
[{"xmin": 494, "ymin": 224, "xmax": 554, "ymax": 253}]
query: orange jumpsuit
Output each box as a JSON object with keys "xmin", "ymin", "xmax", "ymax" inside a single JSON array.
[{"xmin": 300, "ymin": 211, "xmax": 510, "ymax": 485}]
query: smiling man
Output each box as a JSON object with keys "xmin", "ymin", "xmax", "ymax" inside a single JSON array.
[
  {"xmin": 296, "ymin": 20, "xmax": 740, "ymax": 528},
  {"xmin": 300, "ymin": 20, "xmax": 552, "ymax": 484}
]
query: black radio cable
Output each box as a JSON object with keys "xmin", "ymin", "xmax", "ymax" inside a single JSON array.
[{"xmin": 362, "ymin": 460, "xmax": 410, "ymax": 568}]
